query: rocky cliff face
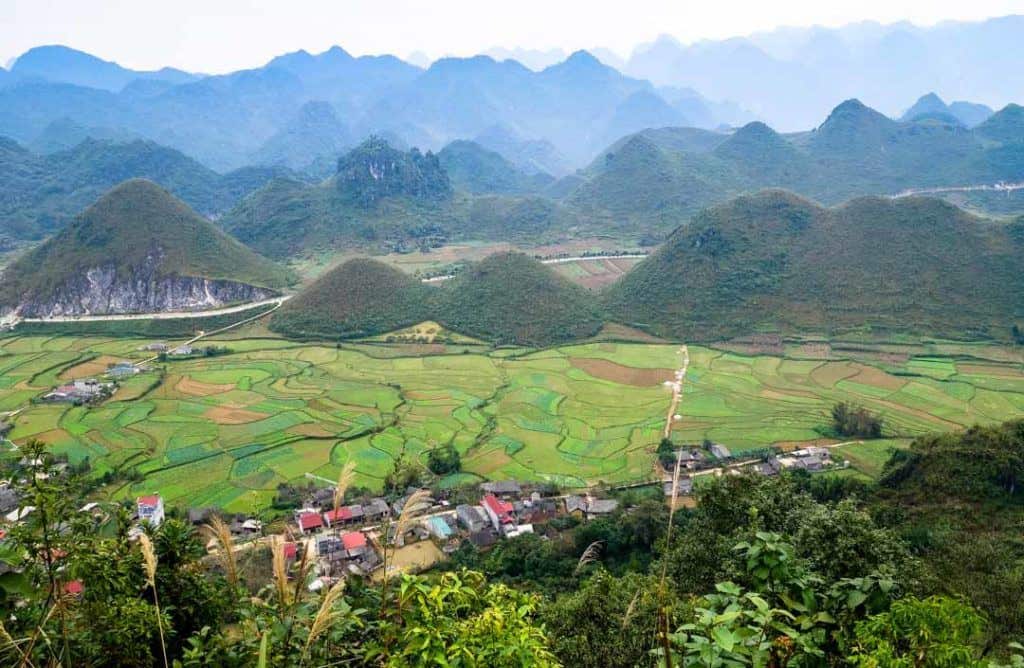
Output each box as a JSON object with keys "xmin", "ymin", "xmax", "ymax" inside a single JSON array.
[{"xmin": 7, "ymin": 263, "xmax": 275, "ymax": 318}]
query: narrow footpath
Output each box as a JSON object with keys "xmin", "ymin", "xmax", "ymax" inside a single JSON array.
[{"xmin": 663, "ymin": 345, "xmax": 690, "ymax": 439}]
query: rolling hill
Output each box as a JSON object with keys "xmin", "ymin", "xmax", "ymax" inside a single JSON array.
[
  {"xmin": 437, "ymin": 140, "xmax": 554, "ymax": 195},
  {"xmin": 605, "ymin": 190, "xmax": 1024, "ymax": 341},
  {"xmin": 436, "ymin": 252, "xmax": 605, "ymax": 346},
  {"xmin": 271, "ymin": 252, "xmax": 605, "ymax": 346},
  {"xmin": 898, "ymin": 92, "xmax": 994, "ymax": 128},
  {"xmin": 565, "ymin": 98, "xmax": 1024, "ymax": 231},
  {"xmin": 220, "ymin": 138, "xmax": 587, "ymax": 259},
  {"xmin": 0, "ymin": 179, "xmax": 294, "ymax": 317},
  {"xmin": 269, "ymin": 258, "xmax": 432, "ymax": 339},
  {"xmin": 0, "ymin": 136, "xmax": 293, "ymax": 241}
]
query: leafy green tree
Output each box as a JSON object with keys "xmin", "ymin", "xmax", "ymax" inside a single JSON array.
[
  {"xmin": 541, "ymin": 570, "xmax": 672, "ymax": 668},
  {"xmin": 370, "ymin": 570, "xmax": 559, "ymax": 667},
  {"xmin": 850, "ymin": 596, "xmax": 988, "ymax": 667},
  {"xmin": 426, "ymin": 444, "xmax": 461, "ymax": 475},
  {"xmin": 832, "ymin": 402, "xmax": 884, "ymax": 439}
]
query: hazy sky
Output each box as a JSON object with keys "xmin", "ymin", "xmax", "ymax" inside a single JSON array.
[{"xmin": 2, "ymin": 0, "xmax": 1023, "ymax": 72}]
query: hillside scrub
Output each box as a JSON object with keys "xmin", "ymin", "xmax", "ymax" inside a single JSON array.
[{"xmin": 606, "ymin": 189, "xmax": 1024, "ymax": 341}]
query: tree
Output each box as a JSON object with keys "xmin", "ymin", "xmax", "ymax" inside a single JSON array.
[
  {"xmin": 384, "ymin": 455, "xmax": 426, "ymax": 494},
  {"xmin": 851, "ymin": 596, "xmax": 988, "ymax": 667},
  {"xmin": 426, "ymin": 444, "xmax": 461, "ymax": 475},
  {"xmin": 657, "ymin": 438, "xmax": 678, "ymax": 469},
  {"xmin": 541, "ymin": 570, "xmax": 671, "ymax": 668},
  {"xmin": 370, "ymin": 570, "xmax": 559, "ymax": 667},
  {"xmin": 832, "ymin": 402, "xmax": 884, "ymax": 439}
]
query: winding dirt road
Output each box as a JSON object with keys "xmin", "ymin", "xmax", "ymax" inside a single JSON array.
[{"xmin": 663, "ymin": 345, "xmax": 690, "ymax": 439}]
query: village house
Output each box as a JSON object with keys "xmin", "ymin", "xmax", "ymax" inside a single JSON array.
[
  {"xmin": 480, "ymin": 480, "xmax": 522, "ymax": 497},
  {"xmin": 323, "ymin": 504, "xmax": 364, "ymax": 528},
  {"xmin": 43, "ymin": 378, "xmax": 112, "ymax": 404},
  {"xmin": 341, "ymin": 531, "xmax": 369, "ymax": 558},
  {"xmin": 425, "ymin": 514, "xmax": 456, "ymax": 540},
  {"xmin": 78, "ymin": 501, "xmax": 107, "ymax": 521},
  {"xmin": 585, "ymin": 498, "xmax": 619, "ymax": 519},
  {"xmin": 308, "ymin": 487, "xmax": 335, "ymax": 509},
  {"xmin": 664, "ymin": 476, "xmax": 694, "ymax": 498},
  {"xmin": 282, "ymin": 542, "xmax": 298, "ymax": 567},
  {"xmin": 295, "ymin": 509, "xmax": 324, "ymax": 534},
  {"xmin": 778, "ymin": 447, "xmax": 833, "ymax": 472},
  {"xmin": 468, "ymin": 529, "xmax": 498, "ymax": 548},
  {"xmin": 481, "ymin": 493, "xmax": 515, "ymax": 533},
  {"xmin": 564, "ymin": 495, "xmax": 587, "ymax": 518},
  {"xmin": 136, "ymin": 494, "xmax": 165, "ymax": 527},
  {"xmin": 140, "ymin": 342, "xmax": 169, "ymax": 352},
  {"xmin": 456, "ymin": 504, "xmax": 489, "ymax": 532},
  {"xmin": 564, "ymin": 495, "xmax": 620, "ymax": 520},
  {"xmin": 709, "ymin": 443, "xmax": 732, "ymax": 459},
  {"xmin": 363, "ymin": 498, "xmax": 391, "ymax": 522},
  {"xmin": 316, "ymin": 535, "xmax": 344, "ymax": 559},
  {"xmin": 169, "ymin": 345, "xmax": 194, "ymax": 356},
  {"xmin": 107, "ymin": 362, "xmax": 139, "ymax": 379},
  {"xmin": 753, "ymin": 457, "xmax": 782, "ymax": 476},
  {"xmin": 4, "ymin": 505, "xmax": 34, "ymax": 523}
]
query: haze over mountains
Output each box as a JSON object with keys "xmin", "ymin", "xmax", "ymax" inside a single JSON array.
[
  {"xmin": 2, "ymin": 14, "xmax": 1020, "ymax": 178},
  {"xmin": 625, "ymin": 14, "xmax": 1024, "ymax": 130}
]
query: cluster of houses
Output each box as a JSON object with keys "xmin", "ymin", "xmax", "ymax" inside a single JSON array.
[
  {"xmin": 775, "ymin": 446, "xmax": 835, "ymax": 472},
  {"xmin": 282, "ymin": 480, "xmax": 620, "ymax": 582},
  {"xmin": 139, "ymin": 341, "xmax": 197, "ymax": 357},
  {"xmin": 662, "ymin": 444, "xmax": 840, "ymax": 502},
  {"xmin": 41, "ymin": 378, "xmax": 114, "ymax": 404}
]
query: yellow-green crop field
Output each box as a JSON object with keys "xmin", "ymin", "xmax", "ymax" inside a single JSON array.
[{"xmin": 2, "ymin": 332, "xmax": 1024, "ymax": 512}]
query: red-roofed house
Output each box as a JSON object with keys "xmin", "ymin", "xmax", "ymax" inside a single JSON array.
[
  {"xmin": 296, "ymin": 511, "xmax": 323, "ymax": 534},
  {"xmin": 341, "ymin": 531, "xmax": 368, "ymax": 557},
  {"xmin": 64, "ymin": 580, "xmax": 84, "ymax": 596},
  {"xmin": 137, "ymin": 494, "xmax": 165, "ymax": 527},
  {"xmin": 282, "ymin": 542, "xmax": 298, "ymax": 563},
  {"xmin": 323, "ymin": 506, "xmax": 353, "ymax": 527},
  {"xmin": 481, "ymin": 494, "xmax": 514, "ymax": 531}
]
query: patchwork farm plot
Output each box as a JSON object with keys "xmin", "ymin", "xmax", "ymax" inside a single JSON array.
[{"xmin": 3, "ymin": 332, "xmax": 1024, "ymax": 512}]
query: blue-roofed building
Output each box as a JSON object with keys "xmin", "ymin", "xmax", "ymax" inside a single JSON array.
[{"xmin": 426, "ymin": 515, "xmax": 454, "ymax": 540}]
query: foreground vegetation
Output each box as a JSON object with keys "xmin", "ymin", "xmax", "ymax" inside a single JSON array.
[{"xmin": 3, "ymin": 420, "xmax": 1024, "ymax": 666}]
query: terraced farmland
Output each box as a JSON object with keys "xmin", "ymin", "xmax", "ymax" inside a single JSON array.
[{"xmin": 3, "ymin": 332, "xmax": 1024, "ymax": 512}]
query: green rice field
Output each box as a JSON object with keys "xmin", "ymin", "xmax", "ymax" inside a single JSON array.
[{"xmin": 2, "ymin": 330, "xmax": 1023, "ymax": 512}]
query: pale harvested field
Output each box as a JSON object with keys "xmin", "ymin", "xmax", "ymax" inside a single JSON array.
[
  {"xmin": 59, "ymin": 355, "xmax": 124, "ymax": 380},
  {"xmin": 203, "ymin": 406, "xmax": 270, "ymax": 425},
  {"xmin": 176, "ymin": 376, "xmax": 237, "ymax": 396}
]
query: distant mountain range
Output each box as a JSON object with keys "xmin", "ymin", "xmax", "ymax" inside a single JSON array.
[
  {"xmin": 218, "ymin": 137, "xmax": 588, "ymax": 259},
  {"xmin": 0, "ymin": 136, "xmax": 294, "ymax": 241},
  {"xmin": 565, "ymin": 99, "xmax": 1024, "ymax": 234},
  {"xmin": 3, "ymin": 94, "xmax": 1023, "ymax": 253},
  {"xmin": 623, "ymin": 15, "xmax": 1024, "ymax": 130},
  {"xmin": 0, "ymin": 44, "xmax": 734, "ymax": 173},
  {"xmin": 899, "ymin": 93, "xmax": 993, "ymax": 127}
]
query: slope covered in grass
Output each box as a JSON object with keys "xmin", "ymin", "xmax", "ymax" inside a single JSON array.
[
  {"xmin": 0, "ymin": 179, "xmax": 294, "ymax": 313},
  {"xmin": 606, "ymin": 190, "xmax": 1024, "ymax": 340},
  {"xmin": 436, "ymin": 252, "xmax": 605, "ymax": 346},
  {"xmin": 269, "ymin": 258, "xmax": 433, "ymax": 339}
]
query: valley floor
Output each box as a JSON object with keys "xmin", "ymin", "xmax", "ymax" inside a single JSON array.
[{"xmin": 2, "ymin": 326, "xmax": 1023, "ymax": 512}]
